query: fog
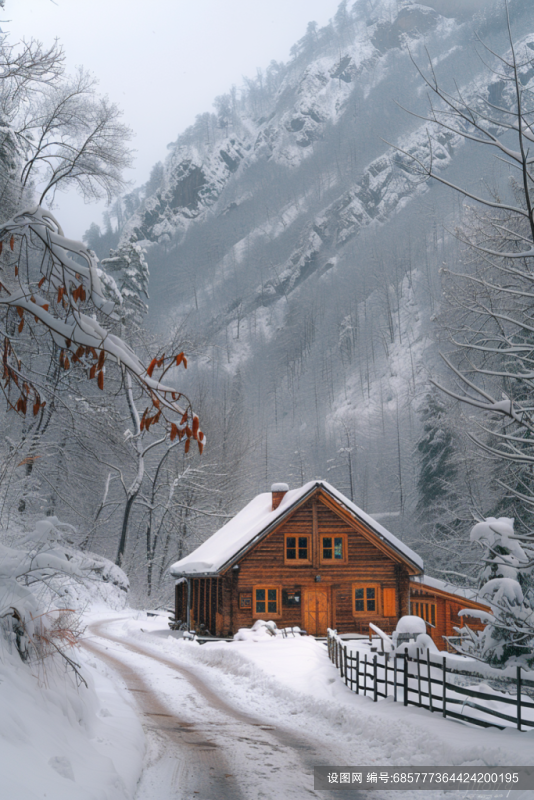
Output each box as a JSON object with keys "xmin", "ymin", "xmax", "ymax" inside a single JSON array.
[{"xmin": 8, "ymin": 0, "xmax": 341, "ymax": 238}]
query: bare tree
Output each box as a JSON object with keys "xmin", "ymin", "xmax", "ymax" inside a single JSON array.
[
  {"xmin": 398, "ymin": 5, "xmax": 534, "ymax": 661},
  {"xmin": 0, "ymin": 34, "xmax": 65, "ymax": 117},
  {"xmin": 390, "ymin": 6, "xmax": 534, "ymax": 475},
  {"xmin": 16, "ymin": 68, "xmax": 133, "ymax": 205}
]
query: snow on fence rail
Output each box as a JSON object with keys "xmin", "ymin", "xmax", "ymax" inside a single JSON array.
[{"xmin": 327, "ymin": 629, "xmax": 534, "ymax": 732}]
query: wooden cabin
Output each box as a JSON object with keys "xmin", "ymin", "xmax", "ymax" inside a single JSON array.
[{"xmin": 170, "ymin": 480, "xmax": 490, "ymax": 643}]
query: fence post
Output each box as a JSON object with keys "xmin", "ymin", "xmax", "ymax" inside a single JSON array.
[
  {"xmin": 356, "ymin": 650, "xmax": 360, "ymax": 695},
  {"xmin": 340, "ymin": 642, "xmax": 344, "ymax": 679},
  {"xmin": 403, "ymin": 652, "xmax": 408, "ymax": 707},
  {"xmin": 442, "ymin": 656, "xmax": 447, "ymax": 719},
  {"xmin": 335, "ymin": 638, "xmax": 339, "ymax": 669},
  {"xmin": 417, "ymin": 652, "xmax": 422, "ymax": 707},
  {"xmin": 364, "ymin": 653, "xmax": 368, "ymax": 697},
  {"xmin": 517, "ymin": 666, "xmax": 522, "ymax": 732},
  {"xmin": 427, "ymin": 651, "xmax": 433, "ymax": 713},
  {"xmin": 394, "ymin": 655, "xmax": 397, "ymax": 703},
  {"xmin": 343, "ymin": 645, "xmax": 348, "ymax": 685},
  {"xmin": 373, "ymin": 655, "xmax": 378, "ymax": 702}
]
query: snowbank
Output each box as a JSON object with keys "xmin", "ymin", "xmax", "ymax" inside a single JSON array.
[
  {"xmin": 0, "ymin": 640, "xmax": 144, "ymax": 799},
  {"xmin": 0, "ymin": 519, "xmax": 143, "ymax": 799}
]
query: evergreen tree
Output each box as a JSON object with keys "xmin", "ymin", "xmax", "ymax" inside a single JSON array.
[
  {"xmin": 82, "ymin": 219, "xmax": 120, "ymax": 260},
  {"xmin": 416, "ymin": 392, "xmax": 457, "ymax": 514},
  {"xmin": 413, "ymin": 391, "xmax": 474, "ymax": 581}
]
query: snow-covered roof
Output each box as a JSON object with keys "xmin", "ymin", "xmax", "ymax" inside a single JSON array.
[
  {"xmin": 411, "ymin": 574, "xmax": 487, "ymax": 605},
  {"xmin": 170, "ymin": 480, "xmax": 423, "ymax": 577}
]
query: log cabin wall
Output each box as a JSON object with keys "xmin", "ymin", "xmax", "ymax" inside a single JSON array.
[
  {"xmin": 410, "ymin": 585, "xmax": 488, "ymax": 650},
  {"xmin": 217, "ymin": 494, "xmax": 412, "ymax": 636},
  {"xmin": 175, "ymin": 581, "xmax": 186, "ymax": 623}
]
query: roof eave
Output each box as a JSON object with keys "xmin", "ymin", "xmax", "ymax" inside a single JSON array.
[
  {"xmin": 410, "ymin": 577, "xmax": 489, "ymax": 609},
  {"xmin": 171, "ymin": 570, "xmax": 222, "ymax": 579},
  {"xmin": 217, "ymin": 484, "xmax": 319, "ymax": 575}
]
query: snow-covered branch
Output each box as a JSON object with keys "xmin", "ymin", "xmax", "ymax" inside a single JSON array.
[{"xmin": 0, "ymin": 206, "xmax": 205, "ymax": 453}]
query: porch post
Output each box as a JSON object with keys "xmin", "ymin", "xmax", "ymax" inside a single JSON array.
[{"xmin": 186, "ymin": 578, "xmax": 191, "ymax": 630}]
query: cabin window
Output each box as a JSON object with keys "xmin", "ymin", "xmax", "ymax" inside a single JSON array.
[
  {"xmin": 412, "ymin": 600, "xmax": 436, "ymax": 627},
  {"xmin": 320, "ymin": 534, "xmax": 347, "ymax": 563},
  {"xmin": 253, "ymin": 586, "xmax": 280, "ymax": 617},
  {"xmin": 352, "ymin": 583, "xmax": 379, "ymax": 615},
  {"xmin": 284, "ymin": 534, "xmax": 311, "ymax": 564}
]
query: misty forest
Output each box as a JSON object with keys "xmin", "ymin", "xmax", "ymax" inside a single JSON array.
[{"xmin": 2, "ymin": 0, "xmax": 534, "ymax": 668}]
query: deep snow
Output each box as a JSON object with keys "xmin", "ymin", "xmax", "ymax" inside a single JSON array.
[
  {"xmin": 4, "ymin": 607, "xmax": 534, "ymax": 798},
  {"xmin": 96, "ymin": 612, "xmax": 534, "ymax": 799},
  {"xmin": 0, "ymin": 619, "xmax": 144, "ymax": 799}
]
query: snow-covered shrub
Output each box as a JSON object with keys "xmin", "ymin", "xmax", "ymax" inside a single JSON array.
[
  {"xmin": 0, "ymin": 517, "xmax": 129, "ymax": 668},
  {"xmin": 454, "ymin": 518, "xmax": 534, "ymax": 668}
]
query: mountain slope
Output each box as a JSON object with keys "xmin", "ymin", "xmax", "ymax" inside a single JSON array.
[{"xmin": 100, "ymin": 0, "xmax": 533, "ymax": 556}]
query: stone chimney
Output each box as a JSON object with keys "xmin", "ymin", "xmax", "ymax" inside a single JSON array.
[{"xmin": 271, "ymin": 482, "xmax": 289, "ymax": 511}]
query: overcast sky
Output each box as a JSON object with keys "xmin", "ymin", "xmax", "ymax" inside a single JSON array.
[{"xmin": 8, "ymin": 0, "xmax": 342, "ymax": 239}]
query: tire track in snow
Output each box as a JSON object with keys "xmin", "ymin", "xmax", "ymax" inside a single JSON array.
[
  {"xmin": 84, "ymin": 617, "xmax": 364, "ymax": 800},
  {"xmin": 83, "ymin": 623, "xmax": 242, "ymax": 800}
]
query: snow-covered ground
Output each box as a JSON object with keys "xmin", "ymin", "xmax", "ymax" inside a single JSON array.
[
  {"xmin": 0, "ymin": 614, "xmax": 144, "ymax": 800},
  {"xmin": 124, "ymin": 613, "xmax": 534, "ymax": 760},
  {"xmin": 91, "ymin": 611, "xmax": 534, "ymax": 799},
  {"xmin": 4, "ymin": 606, "xmax": 534, "ymax": 799}
]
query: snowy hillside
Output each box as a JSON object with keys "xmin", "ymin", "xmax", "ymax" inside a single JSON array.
[{"xmin": 84, "ymin": 0, "xmax": 534, "ymax": 567}]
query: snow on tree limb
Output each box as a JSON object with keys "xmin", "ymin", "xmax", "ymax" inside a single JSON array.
[{"xmin": 0, "ymin": 206, "xmax": 205, "ymax": 450}]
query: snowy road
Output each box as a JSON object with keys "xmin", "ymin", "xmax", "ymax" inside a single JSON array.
[{"xmin": 84, "ymin": 617, "xmax": 361, "ymax": 800}]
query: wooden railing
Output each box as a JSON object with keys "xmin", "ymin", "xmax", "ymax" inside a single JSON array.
[{"xmin": 327, "ymin": 629, "xmax": 534, "ymax": 732}]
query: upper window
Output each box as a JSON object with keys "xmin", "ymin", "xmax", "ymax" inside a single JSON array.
[
  {"xmin": 254, "ymin": 586, "xmax": 280, "ymax": 617},
  {"xmin": 285, "ymin": 534, "xmax": 311, "ymax": 564},
  {"xmin": 353, "ymin": 584, "xmax": 379, "ymax": 615},
  {"xmin": 320, "ymin": 534, "xmax": 347, "ymax": 563}
]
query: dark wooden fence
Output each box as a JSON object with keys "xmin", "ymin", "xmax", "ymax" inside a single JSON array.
[{"xmin": 327, "ymin": 629, "xmax": 534, "ymax": 732}]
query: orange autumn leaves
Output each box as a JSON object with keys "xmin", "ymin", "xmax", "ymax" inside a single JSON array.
[
  {"xmin": 1, "ymin": 231, "xmax": 203, "ymax": 454},
  {"xmin": 139, "ymin": 351, "xmax": 204, "ymax": 454}
]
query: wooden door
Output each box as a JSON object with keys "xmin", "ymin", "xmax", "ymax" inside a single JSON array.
[{"xmin": 303, "ymin": 588, "xmax": 329, "ymax": 636}]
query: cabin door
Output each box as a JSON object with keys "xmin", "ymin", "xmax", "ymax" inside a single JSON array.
[{"xmin": 303, "ymin": 588, "xmax": 329, "ymax": 636}]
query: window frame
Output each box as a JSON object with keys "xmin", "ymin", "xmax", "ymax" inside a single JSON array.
[
  {"xmin": 352, "ymin": 582, "xmax": 380, "ymax": 616},
  {"xmin": 284, "ymin": 533, "xmax": 312, "ymax": 565},
  {"xmin": 253, "ymin": 585, "xmax": 281, "ymax": 619},
  {"xmin": 320, "ymin": 533, "xmax": 348, "ymax": 565}
]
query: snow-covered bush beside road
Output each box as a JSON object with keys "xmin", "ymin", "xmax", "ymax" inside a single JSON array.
[{"xmin": 0, "ymin": 639, "xmax": 144, "ymax": 799}]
